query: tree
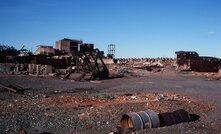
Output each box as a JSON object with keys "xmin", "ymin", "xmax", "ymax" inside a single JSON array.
[
  {"xmin": 0, "ymin": 45, "xmax": 19, "ymax": 56},
  {"xmin": 0, "ymin": 44, "xmax": 19, "ymax": 62}
]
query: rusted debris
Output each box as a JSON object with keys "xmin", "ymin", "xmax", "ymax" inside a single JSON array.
[
  {"xmin": 112, "ymin": 58, "xmax": 174, "ymax": 75},
  {"xmin": 117, "ymin": 109, "xmax": 199, "ymax": 133},
  {"xmin": 63, "ymin": 67, "xmax": 77, "ymax": 79},
  {"xmin": 0, "ymin": 81, "xmax": 26, "ymax": 93},
  {"xmin": 61, "ymin": 48, "xmax": 109, "ymax": 80},
  {"xmin": 175, "ymin": 51, "xmax": 221, "ymax": 72},
  {"xmin": 19, "ymin": 129, "xmax": 27, "ymax": 134},
  {"xmin": 84, "ymin": 124, "xmax": 93, "ymax": 129},
  {"xmin": 119, "ymin": 110, "xmax": 160, "ymax": 132},
  {"xmin": 0, "ymin": 83, "xmax": 17, "ymax": 92},
  {"xmin": 218, "ymin": 68, "xmax": 221, "ymax": 76}
]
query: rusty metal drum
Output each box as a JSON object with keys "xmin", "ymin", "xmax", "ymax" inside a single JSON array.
[{"xmin": 120, "ymin": 110, "xmax": 160, "ymax": 131}]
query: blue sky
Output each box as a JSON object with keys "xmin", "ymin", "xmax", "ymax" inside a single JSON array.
[{"xmin": 0, "ymin": 0, "xmax": 221, "ymax": 58}]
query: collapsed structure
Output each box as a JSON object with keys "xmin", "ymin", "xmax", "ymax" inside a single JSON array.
[
  {"xmin": 175, "ymin": 51, "xmax": 221, "ymax": 72},
  {"xmin": 0, "ymin": 38, "xmax": 109, "ymax": 80}
]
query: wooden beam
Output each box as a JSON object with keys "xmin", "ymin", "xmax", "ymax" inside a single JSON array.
[{"xmin": 0, "ymin": 83, "xmax": 17, "ymax": 92}]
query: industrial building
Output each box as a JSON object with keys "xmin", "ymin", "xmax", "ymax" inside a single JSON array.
[
  {"xmin": 34, "ymin": 45, "xmax": 55, "ymax": 55},
  {"xmin": 55, "ymin": 38, "xmax": 83, "ymax": 54}
]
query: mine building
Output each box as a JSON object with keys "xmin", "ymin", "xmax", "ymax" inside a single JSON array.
[
  {"xmin": 34, "ymin": 45, "xmax": 55, "ymax": 55},
  {"xmin": 55, "ymin": 38, "xmax": 83, "ymax": 54},
  {"xmin": 175, "ymin": 51, "xmax": 221, "ymax": 72}
]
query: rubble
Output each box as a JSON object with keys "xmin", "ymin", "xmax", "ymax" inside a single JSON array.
[
  {"xmin": 130, "ymin": 96, "xmax": 137, "ymax": 100},
  {"xmin": 154, "ymin": 94, "xmax": 166, "ymax": 101},
  {"xmin": 218, "ymin": 68, "xmax": 221, "ymax": 77}
]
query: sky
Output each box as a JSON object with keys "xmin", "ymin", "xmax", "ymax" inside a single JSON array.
[{"xmin": 0, "ymin": 0, "xmax": 221, "ymax": 58}]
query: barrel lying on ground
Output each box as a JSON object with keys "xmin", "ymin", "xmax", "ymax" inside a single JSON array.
[
  {"xmin": 120, "ymin": 110, "xmax": 160, "ymax": 131},
  {"xmin": 119, "ymin": 109, "xmax": 195, "ymax": 132}
]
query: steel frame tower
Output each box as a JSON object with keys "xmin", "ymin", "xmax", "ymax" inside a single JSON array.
[{"xmin": 108, "ymin": 44, "xmax": 115, "ymax": 58}]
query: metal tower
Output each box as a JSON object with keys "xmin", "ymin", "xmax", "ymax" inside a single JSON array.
[{"xmin": 108, "ymin": 44, "xmax": 115, "ymax": 58}]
